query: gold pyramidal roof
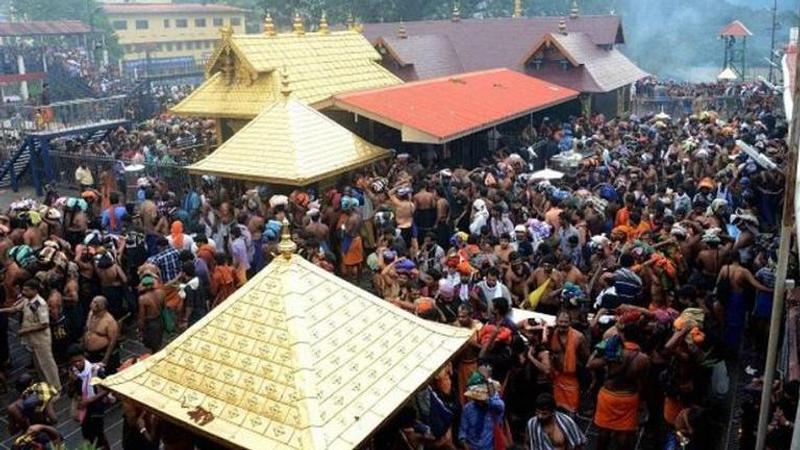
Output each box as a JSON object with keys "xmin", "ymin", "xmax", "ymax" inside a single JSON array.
[
  {"xmin": 187, "ymin": 98, "xmax": 389, "ymax": 185},
  {"xmin": 171, "ymin": 27, "xmax": 402, "ymax": 119},
  {"xmin": 100, "ymin": 255, "xmax": 470, "ymax": 450}
]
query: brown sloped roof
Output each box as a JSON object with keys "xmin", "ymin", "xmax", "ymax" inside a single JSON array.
[
  {"xmin": 362, "ymin": 15, "xmax": 624, "ymax": 74},
  {"xmin": 521, "ymin": 32, "xmax": 647, "ymax": 93},
  {"xmin": 376, "ymin": 34, "xmax": 464, "ymax": 81},
  {"xmin": 720, "ymin": 20, "xmax": 753, "ymax": 37},
  {"xmin": 0, "ymin": 20, "xmax": 90, "ymax": 37}
]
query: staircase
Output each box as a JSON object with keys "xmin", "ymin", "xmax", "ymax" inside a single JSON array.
[
  {"xmin": 45, "ymin": 61, "xmax": 96, "ymax": 102},
  {"xmin": 0, "ymin": 136, "xmax": 38, "ymax": 189}
]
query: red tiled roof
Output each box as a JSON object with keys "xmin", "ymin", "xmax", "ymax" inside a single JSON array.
[
  {"xmin": 363, "ymin": 15, "xmax": 623, "ymax": 75},
  {"xmin": 376, "ymin": 35, "xmax": 464, "ymax": 81},
  {"xmin": 333, "ymin": 68, "xmax": 579, "ymax": 143},
  {"xmin": 102, "ymin": 3, "xmax": 246, "ymax": 15},
  {"xmin": 0, "ymin": 20, "xmax": 90, "ymax": 37},
  {"xmin": 522, "ymin": 32, "xmax": 648, "ymax": 93},
  {"xmin": 720, "ymin": 20, "xmax": 753, "ymax": 37}
]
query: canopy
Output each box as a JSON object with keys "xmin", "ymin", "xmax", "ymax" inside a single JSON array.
[
  {"xmin": 529, "ymin": 168, "xmax": 565, "ymax": 180},
  {"xmin": 718, "ymin": 67, "xmax": 738, "ymax": 81},
  {"xmin": 100, "ymin": 252, "xmax": 471, "ymax": 450},
  {"xmin": 188, "ymin": 98, "xmax": 390, "ymax": 186},
  {"xmin": 332, "ymin": 68, "xmax": 579, "ymax": 144}
]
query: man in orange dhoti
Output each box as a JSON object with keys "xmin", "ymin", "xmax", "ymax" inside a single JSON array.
[
  {"xmin": 548, "ymin": 311, "xmax": 588, "ymax": 414},
  {"xmin": 588, "ymin": 312, "xmax": 651, "ymax": 450}
]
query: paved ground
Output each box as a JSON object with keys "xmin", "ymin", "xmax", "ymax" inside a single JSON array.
[{"xmin": 0, "ymin": 317, "xmax": 148, "ymax": 449}]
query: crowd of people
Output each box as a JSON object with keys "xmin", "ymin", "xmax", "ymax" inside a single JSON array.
[{"xmin": 0, "ymin": 79, "xmax": 795, "ymax": 450}]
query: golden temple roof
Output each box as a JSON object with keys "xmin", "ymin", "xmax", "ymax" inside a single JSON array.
[
  {"xmin": 171, "ymin": 29, "xmax": 401, "ymax": 118},
  {"xmin": 186, "ymin": 98, "xmax": 389, "ymax": 185},
  {"xmin": 100, "ymin": 254, "xmax": 470, "ymax": 450}
]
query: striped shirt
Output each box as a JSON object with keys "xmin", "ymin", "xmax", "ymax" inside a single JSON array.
[{"xmin": 527, "ymin": 412, "xmax": 587, "ymax": 450}]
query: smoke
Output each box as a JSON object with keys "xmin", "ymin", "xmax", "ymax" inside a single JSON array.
[{"xmin": 610, "ymin": 0, "xmax": 800, "ymax": 80}]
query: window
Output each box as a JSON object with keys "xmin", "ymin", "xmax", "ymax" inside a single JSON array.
[
  {"xmin": 176, "ymin": 19, "xmax": 188, "ymax": 28},
  {"xmin": 112, "ymin": 20, "xmax": 127, "ymax": 30},
  {"xmin": 163, "ymin": 19, "xmax": 170, "ymax": 28},
  {"xmin": 135, "ymin": 20, "xmax": 149, "ymax": 30},
  {"xmin": 231, "ymin": 17, "xmax": 241, "ymax": 26},
  {"xmin": 213, "ymin": 17, "xmax": 223, "ymax": 27},
  {"xmin": 195, "ymin": 18, "xmax": 207, "ymax": 27},
  {"xmin": 175, "ymin": 42, "xmax": 183, "ymax": 51},
  {"xmin": 205, "ymin": 41, "xmax": 212, "ymax": 49},
  {"xmin": 185, "ymin": 42, "xmax": 193, "ymax": 50},
  {"xmin": 124, "ymin": 44, "xmax": 133, "ymax": 52},
  {"xmin": 166, "ymin": 43, "xmax": 174, "ymax": 51},
  {"xmin": 156, "ymin": 43, "xmax": 164, "ymax": 51}
]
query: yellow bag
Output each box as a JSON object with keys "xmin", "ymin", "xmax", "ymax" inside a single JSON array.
[{"xmin": 528, "ymin": 278, "xmax": 551, "ymax": 310}]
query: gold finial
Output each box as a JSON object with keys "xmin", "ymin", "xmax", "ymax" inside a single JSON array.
[
  {"xmin": 558, "ymin": 18, "xmax": 567, "ymax": 34},
  {"xmin": 346, "ymin": 12, "xmax": 355, "ymax": 30},
  {"xmin": 220, "ymin": 24, "xmax": 233, "ymax": 41},
  {"xmin": 570, "ymin": 0, "xmax": 579, "ymax": 19},
  {"xmin": 354, "ymin": 21, "xmax": 364, "ymax": 34},
  {"xmin": 292, "ymin": 11, "xmax": 305, "ymax": 35},
  {"xmin": 452, "ymin": 2, "xmax": 461, "ymax": 22},
  {"xmin": 263, "ymin": 12, "xmax": 276, "ymax": 36},
  {"xmin": 280, "ymin": 66, "xmax": 291, "ymax": 97},
  {"xmin": 319, "ymin": 11, "xmax": 330, "ymax": 34},
  {"xmin": 513, "ymin": 0, "xmax": 523, "ymax": 18},
  {"xmin": 278, "ymin": 218, "xmax": 297, "ymax": 260},
  {"xmin": 397, "ymin": 20, "xmax": 407, "ymax": 39}
]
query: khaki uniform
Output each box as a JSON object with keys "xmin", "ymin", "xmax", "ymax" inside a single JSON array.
[{"xmin": 21, "ymin": 295, "xmax": 62, "ymax": 393}]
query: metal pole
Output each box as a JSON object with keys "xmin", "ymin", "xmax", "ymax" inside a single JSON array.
[
  {"xmin": 755, "ymin": 46, "xmax": 800, "ymax": 450},
  {"xmin": 769, "ymin": 0, "xmax": 778, "ymax": 83}
]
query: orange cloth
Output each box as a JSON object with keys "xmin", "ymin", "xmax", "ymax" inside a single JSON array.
[
  {"xmin": 615, "ymin": 207, "xmax": 630, "ymax": 228},
  {"xmin": 211, "ymin": 265, "xmax": 237, "ymax": 307},
  {"xmin": 163, "ymin": 285, "xmax": 182, "ymax": 312},
  {"xmin": 457, "ymin": 358, "xmax": 478, "ymax": 406},
  {"xmin": 170, "ymin": 221, "xmax": 184, "ymax": 250},
  {"xmin": 594, "ymin": 387, "xmax": 640, "ymax": 431},
  {"xmin": 663, "ymin": 396, "xmax": 684, "ymax": 426},
  {"xmin": 550, "ymin": 328, "xmax": 581, "ymax": 412},
  {"xmin": 342, "ymin": 235, "xmax": 364, "ymax": 266}
]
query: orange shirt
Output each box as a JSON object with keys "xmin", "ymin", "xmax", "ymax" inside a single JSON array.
[{"xmin": 615, "ymin": 207, "xmax": 630, "ymax": 228}]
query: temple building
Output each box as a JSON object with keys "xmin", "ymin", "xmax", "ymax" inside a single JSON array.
[
  {"xmin": 362, "ymin": 2, "xmax": 646, "ymax": 117},
  {"xmin": 100, "ymin": 224, "xmax": 471, "ymax": 450},
  {"xmin": 171, "ymin": 14, "xmax": 401, "ymax": 141}
]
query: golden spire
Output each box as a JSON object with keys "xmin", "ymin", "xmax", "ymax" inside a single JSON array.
[
  {"xmin": 278, "ymin": 218, "xmax": 296, "ymax": 259},
  {"xmin": 570, "ymin": 0, "xmax": 579, "ymax": 19},
  {"xmin": 280, "ymin": 66, "xmax": 291, "ymax": 97},
  {"xmin": 292, "ymin": 11, "xmax": 305, "ymax": 35},
  {"xmin": 558, "ymin": 18, "xmax": 567, "ymax": 34},
  {"xmin": 319, "ymin": 11, "xmax": 330, "ymax": 34},
  {"xmin": 220, "ymin": 24, "xmax": 233, "ymax": 41},
  {"xmin": 397, "ymin": 20, "xmax": 407, "ymax": 39},
  {"xmin": 346, "ymin": 12, "xmax": 355, "ymax": 30},
  {"xmin": 263, "ymin": 12, "xmax": 276, "ymax": 36},
  {"xmin": 513, "ymin": 0, "xmax": 523, "ymax": 18},
  {"xmin": 452, "ymin": 2, "xmax": 461, "ymax": 22}
]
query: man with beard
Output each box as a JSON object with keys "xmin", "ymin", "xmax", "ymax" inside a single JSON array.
[
  {"xmin": 527, "ymin": 393, "xmax": 587, "ymax": 450},
  {"xmin": 548, "ymin": 311, "xmax": 588, "ymax": 415},
  {"xmin": 505, "ymin": 252, "xmax": 531, "ymax": 306}
]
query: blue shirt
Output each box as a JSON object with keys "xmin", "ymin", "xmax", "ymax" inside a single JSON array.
[
  {"xmin": 458, "ymin": 394, "xmax": 504, "ymax": 450},
  {"xmin": 101, "ymin": 206, "xmax": 128, "ymax": 234},
  {"xmin": 148, "ymin": 248, "xmax": 181, "ymax": 282}
]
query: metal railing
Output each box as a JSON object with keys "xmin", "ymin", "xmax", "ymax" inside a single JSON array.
[
  {"xmin": 631, "ymin": 96, "xmax": 742, "ymax": 119},
  {"xmin": 0, "ymin": 95, "xmax": 129, "ymax": 134}
]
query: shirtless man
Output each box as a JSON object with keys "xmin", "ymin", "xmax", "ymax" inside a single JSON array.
[
  {"xmin": 559, "ymin": 258, "xmax": 587, "ymax": 290},
  {"xmin": 549, "ymin": 311, "xmax": 589, "ymax": 414},
  {"xmin": 413, "ymin": 180, "xmax": 437, "ymax": 236},
  {"xmin": 389, "ymin": 185, "xmax": 416, "ymax": 248},
  {"xmin": 717, "ymin": 252, "xmax": 771, "ymax": 351},
  {"xmin": 494, "ymin": 233, "xmax": 514, "ymax": 272},
  {"xmin": 96, "ymin": 253, "xmax": 128, "ymax": 320},
  {"xmin": 64, "ymin": 205, "xmax": 88, "ymax": 248},
  {"xmin": 83, "ymin": 296, "xmax": 120, "ymax": 374},
  {"xmin": 22, "ymin": 218, "xmax": 44, "ymax": 250},
  {"xmin": 695, "ymin": 234, "xmax": 729, "ymax": 286},
  {"xmin": 304, "ymin": 210, "xmax": 329, "ymax": 244},
  {"xmin": 505, "ymin": 252, "xmax": 531, "ymax": 306},
  {"xmin": 139, "ymin": 189, "xmax": 158, "ymax": 255},
  {"xmin": 529, "ymin": 256, "xmax": 564, "ymax": 313},
  {"xmin": 589, "ymin": 315, "xmax": 650, "ymax": 450},
  {"xmin": 137, "ymin": 276, "xmax": 164, "ymax": 352}
]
